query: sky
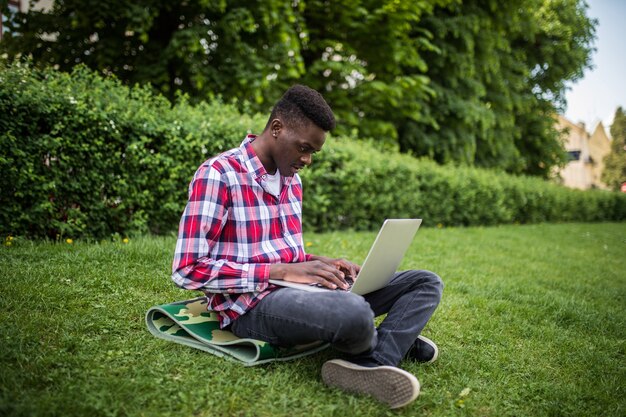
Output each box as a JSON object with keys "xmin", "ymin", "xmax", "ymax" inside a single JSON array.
[{"xmin": 563, "ymin": 0, "xmax": 626, "ymax": 133}]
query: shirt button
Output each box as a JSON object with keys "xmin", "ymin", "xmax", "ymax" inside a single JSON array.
[{"xmin": 256, "ymin": 285, "xmax": 262, "ymax": 291}]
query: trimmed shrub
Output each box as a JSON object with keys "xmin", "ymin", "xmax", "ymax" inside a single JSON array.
[
  {"xmin": 0, "ymin": 62, "xmax": 263, "ymax": 239},
  {"xmin": 300, "ymin": 140, "xmax": 626, "ymax": 230},
  {"xmin": 1, "ymin": 62, "xmax": 624, "ymax": 239}
]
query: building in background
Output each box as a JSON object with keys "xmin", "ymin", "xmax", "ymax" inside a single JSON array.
[{"xmin": 556, "ymin": 115, "xmax": 611, "ymax": 189}]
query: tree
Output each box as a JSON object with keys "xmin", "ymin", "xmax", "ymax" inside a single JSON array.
[
  {"xmin": 0, "ymin": 0, "xmax": 450, "ymax": 141},
  {"xmin": 396, "ymin": 0, "xmax": 596, "ymax": 177},
  {"xmin": 297, "ymin": 0, "xmax": 450, "ymax": 146},
  {"xmin": 0, "ymin": 0, "xmax": 305, "ymax": 103},
  {"xmin": 1, "ymin": 0, "xmax": 596, "ymax": 178},
  {"xmin": 602, "ymin": 107, "xmax": 626, "ymax": 191}
]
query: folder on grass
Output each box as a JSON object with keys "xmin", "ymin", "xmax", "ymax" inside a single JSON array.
[{"xmin": 146, "ymin": 297, "xmax": 328, "ymax": 366}]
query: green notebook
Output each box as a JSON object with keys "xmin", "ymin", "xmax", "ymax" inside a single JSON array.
[{"xmin": 146, "ymin": 297, "xmax": 329, "ymax": 366}]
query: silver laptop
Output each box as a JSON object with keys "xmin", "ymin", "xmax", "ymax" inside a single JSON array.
[{"xmin": 269, "ymin": 219, "xmax": 422, "ymax": 295}]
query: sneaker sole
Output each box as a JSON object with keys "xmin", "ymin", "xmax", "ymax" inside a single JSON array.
[
  {"xmin": 417, "ymin": 335, "xmax": 439, "ymax": 363},
  {"xmin": 321, "ymin": 359, "xmax": 420, "ymax": 409}
]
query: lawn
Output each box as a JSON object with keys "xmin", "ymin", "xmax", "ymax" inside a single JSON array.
[{"xmin": 1, "ymin": 223, "xmax": 624, "ymax": 417}]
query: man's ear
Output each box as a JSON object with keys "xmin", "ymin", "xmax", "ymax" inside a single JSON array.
[{"xmin": 270, "ymin": 119, "xmax": 284, "ymax": 138}]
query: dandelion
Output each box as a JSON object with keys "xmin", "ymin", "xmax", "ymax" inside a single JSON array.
[
  {"xmin": 122, "ymin": 238, "xmax": 129, "ymax": 244},
  {"xmin": 305, "ymin": 241, "xmax": 313, "ymax": 247},
  {"xmin": 437, "ymin": 223, "xmax": 443, "ymax": 229},
  {"xmin": 66, "ymin": 238, "xmax": 73, "ymax": 244}
]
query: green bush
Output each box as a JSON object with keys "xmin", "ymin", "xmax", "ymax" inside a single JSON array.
[
  {"xmin": 300, "ymin": 140, "xmax": 626, "ymax": 230},
  {"xmin": 0, "ymin": 62, "xmax": 263, "ymax": 239},
  {"xmin": 1, "ymin": 62, "xmax": 624, "ymax": 239}
]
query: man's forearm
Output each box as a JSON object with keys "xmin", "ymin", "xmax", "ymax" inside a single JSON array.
[{"xmin": 172, "ymin": 257, "xmax": 271, "ymax": 293}]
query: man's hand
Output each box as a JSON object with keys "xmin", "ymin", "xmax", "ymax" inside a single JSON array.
[
  {"xmin": 309, "ymin": 255, "xmax": 361, "ymax": 280},
  {"xmin": 270, "ymin": 260, "xmax": 353, "ymax": 290}
]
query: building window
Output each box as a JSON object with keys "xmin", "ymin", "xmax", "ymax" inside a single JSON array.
[
  {"xmin": 1, "ymin": 1, "xmax": 21, "ymax": 40},
  {"xmin": 567, "ymin": 150, "xmax": 581, "ymax": 161}
]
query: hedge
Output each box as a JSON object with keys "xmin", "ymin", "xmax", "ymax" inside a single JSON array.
[
  {"xmin": 1, "ymin": 62, "xmax": 624, "ymax": 239},
  {"xmin": 301, "ymin": 140, "xmax": 626, "ymax": 230},
  {"xmin": 0, "ymin": 62, "xmax": 261, "ymax": 239}
]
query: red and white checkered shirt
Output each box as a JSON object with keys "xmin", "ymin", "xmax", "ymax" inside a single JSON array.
[{"xmin": 172, "ymin": 135, "xmax": 312, "ymax": 328}]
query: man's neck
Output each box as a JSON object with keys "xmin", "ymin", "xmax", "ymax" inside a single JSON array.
[{"xmin": 250, "ymin": 131, "xmax": 278, "ymax": 175}]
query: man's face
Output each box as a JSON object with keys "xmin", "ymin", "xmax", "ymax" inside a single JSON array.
[{"xmin": 274, "ymin": 121, "xmax": 326, "ymax": 177}]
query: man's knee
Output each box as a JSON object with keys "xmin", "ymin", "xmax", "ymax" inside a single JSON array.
[
  {"xmin": 342, "ymin": 293, "xmax": 375, "ymax": 330},
  {"xmin": 423, "ymin": 270, "xmax": 444, "ymax": 298},
  {"xmin": 405, "ymin": 269, "xmax": 444, "ymax": 302}
]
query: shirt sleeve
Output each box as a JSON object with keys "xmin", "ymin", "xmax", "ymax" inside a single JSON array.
[{"xmin": 171, "ymin": 164, "xmax": 271, "ymax": 293}]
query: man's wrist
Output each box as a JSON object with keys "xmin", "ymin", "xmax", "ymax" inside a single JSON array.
[{"xmin": 269, "ymin": 263, "xmax": 286, "ymax": 280}]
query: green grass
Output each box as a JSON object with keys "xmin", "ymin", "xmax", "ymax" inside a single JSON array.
[{"xmin": 1, "ymin": 223, "xmax": 625, "ymax": 417}]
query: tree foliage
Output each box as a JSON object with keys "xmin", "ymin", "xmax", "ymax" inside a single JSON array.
[
  {"xmin": 0, "ymin": 0, "xmax": 596, "ymax": 177},
  {"xmin": 602, "ymin": 107, "xmax": 626, "ymax": 191},
  {"xmin": 0, "ymin": 0, "xmax": 305, "ymax": 103},
  {"xmin": 398, "ymin": 0, "xmax": 596, "ymax": 177}
]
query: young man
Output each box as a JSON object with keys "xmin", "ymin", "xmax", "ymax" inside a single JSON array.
[{"xmin": 172, "ymin": 85, "xmax": 443, "ymax": 409}]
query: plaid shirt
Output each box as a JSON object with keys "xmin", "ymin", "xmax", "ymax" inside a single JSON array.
[{"xmin": 172, "ymin": 135, "xmax": 311, "ymax": 328}]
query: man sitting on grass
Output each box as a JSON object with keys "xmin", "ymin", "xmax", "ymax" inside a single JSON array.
[{"xmin": 171, "ymin": 84, "xmax": 443, "ymax": 409}]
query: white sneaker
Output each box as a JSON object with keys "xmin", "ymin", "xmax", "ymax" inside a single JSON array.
[{"xmin": 321, "ymin": 359, "xmax": 420, "ymax": 409}]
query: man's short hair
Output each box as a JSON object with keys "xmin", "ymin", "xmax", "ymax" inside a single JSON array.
[{"xmin": 266, "ymin": 85, "xmax": 336, "ymax": 132}]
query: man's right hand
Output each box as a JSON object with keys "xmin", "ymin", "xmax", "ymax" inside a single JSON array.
[{"xmin": 269, "ymin": 261, "xmax": 349, "ymax": 290}]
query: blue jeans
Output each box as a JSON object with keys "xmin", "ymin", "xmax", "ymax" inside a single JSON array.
[{"xmin": 230, "ymin": 270, "xmax": 443, "ymax": 367}]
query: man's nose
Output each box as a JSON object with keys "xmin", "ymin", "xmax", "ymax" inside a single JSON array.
[{"xmin": 301, "ymin": 153, "xmax": 312, "ymax": 166}]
